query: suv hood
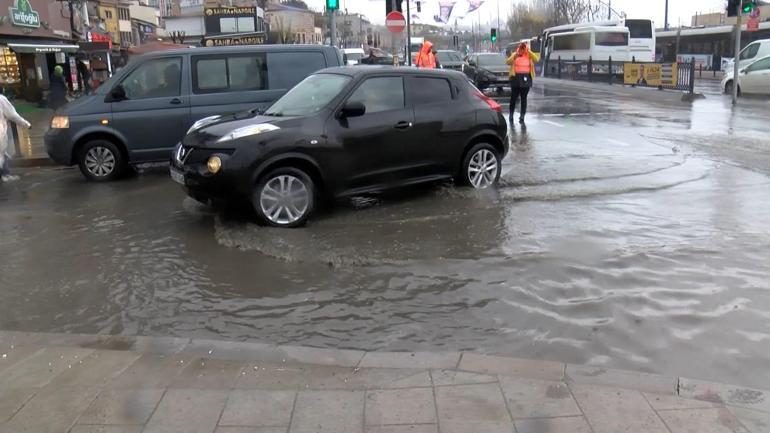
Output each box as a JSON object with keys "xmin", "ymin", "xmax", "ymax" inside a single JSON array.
[
  {"xmin": 479, "ymin": 65, "xmax": 509, "ymax": 74},
  {"xmin": 183, "ymin": 111, "xmax": 301, "ymax": 148}
]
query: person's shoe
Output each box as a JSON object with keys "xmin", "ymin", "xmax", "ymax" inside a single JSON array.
[
  {"xmin": 519, "ymin": 117, "xmax": 525, "ymax": 124},
  {"xmin": 1, "ymin": 175, "xmax": 19, "ymax": 182}
]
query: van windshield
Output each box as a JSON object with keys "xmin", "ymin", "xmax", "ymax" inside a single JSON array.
[{"xmin": 264, "ymin": 73, "xmax": 351, "ymax": 117}]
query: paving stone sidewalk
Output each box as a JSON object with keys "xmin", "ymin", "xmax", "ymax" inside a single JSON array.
[{"xmin": 0, "ymin": 331, "xmax": 768, "ymax": 433}]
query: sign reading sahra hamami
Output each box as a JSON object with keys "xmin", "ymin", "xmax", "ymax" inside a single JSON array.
[{"xmin": 9, "ymin": 0, "xmax": 40, "ymax": 29}]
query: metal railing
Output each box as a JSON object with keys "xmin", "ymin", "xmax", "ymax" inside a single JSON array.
[{"xmin": 543, "ymin": 55, "xmax": 697, "ymax": 94}]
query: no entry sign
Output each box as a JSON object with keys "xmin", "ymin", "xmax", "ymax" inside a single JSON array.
[{"xmin": 386, "ymin": 11, "xmax": 406, "ymax": 33}]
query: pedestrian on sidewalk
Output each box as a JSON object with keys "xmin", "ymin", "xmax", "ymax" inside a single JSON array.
[
  {"xmin": 0, "ymin": 94, "xmax": 31, "ymax": 182},
  {"xmin": 48, "ymin": 65, "xmax": 68, "ymax": 110},
  {"xmin": 506, "ymin": 43, "xmax": 540, "ymax": 124},
  {"xmin": 415, "ymin": 41, "xmax": 437, "ymax": 69}
]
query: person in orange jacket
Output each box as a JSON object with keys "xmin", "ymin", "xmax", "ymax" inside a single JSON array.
[
  {"xmin": 506, "ymin": 43, "xmax": 540, "ymax": 124},
  {"xmin": 415, "ymin": 41, "xmax": 437, "ymax": 69}
]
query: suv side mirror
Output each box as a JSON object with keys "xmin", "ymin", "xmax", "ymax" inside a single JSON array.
[
  {"xmin": 107, "ymin": 84, "xmax": 127, "ymax": 102},
  {"xmin": 339, "ymin": 101, "xmax": 366, "ymax": 118}
]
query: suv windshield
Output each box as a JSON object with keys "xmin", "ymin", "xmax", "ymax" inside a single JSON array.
[
  {"xmin": 264, "ymin": 73, "xmax": 351, "ymax": 117},
  {"xmin": 346, "ymin": 52, "xmax": 364, "ymax": 61},
  {"xmin": 478, "ymin": 55, "xmax": 506, "ymax": 67},
  {"xmin": 437, "ymin": 51, "xmax": 462, "ymax": 63}
]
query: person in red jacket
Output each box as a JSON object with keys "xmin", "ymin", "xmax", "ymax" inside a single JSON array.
[{"xmin": 415, "ymin": 41, "xmax": 437, "ymax": 69}]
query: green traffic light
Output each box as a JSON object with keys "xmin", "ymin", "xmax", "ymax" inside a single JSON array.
[
  {"xmin": 326, "ymin": 0, "xmax": 339, "ymax": 10},
  {"xmin": 743, "ymin": 0, "xmax": 755, "ymax": 13}
]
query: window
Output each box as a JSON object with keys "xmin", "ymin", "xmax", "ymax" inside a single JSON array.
[
  {"xmin": 219, "ymin": 17, "xmax": 255, "ymax": 33},
  {"xmin": 267, "ymin": 52, "xmax": 327, "ymax": 90},
  {"xmin": 347, "ymin": 77, "xmax": 404, "ymax": 114},
  {"xmin": 104, "ymin": 10, "xmax": 113, "ymax": 19},
  {"xmin": 552, "ymin": 33, "xmax": 591, "ymax": 51},
  {"xmin": 740, "ymin": 43, "xmax": 760, "ymax": 60},
  {"xmin": 625, "ymin": 20, "xmax": 653, "ymax": 39},
  {"xmin": 193, "ymin": 54, "xmax": 267, "ymax": 93},
  {"xmin": 595, "ymin": 32, "xmax": 629, "ymax": 47},
  {"xmin": 436, "ymin": 51, "xmax": 462, "ymax": 63},
  {"xmin": 410, "ymin": 77, "xmax": 452, "ymax": 105},
  {"xmin": 748, "ymin": 57, "xmax": 770, "ymax": 72},
  {"xmin": 477, "ymin": 54, "xmax": 506, "ymax": 67},
  {"xmin": 265, "ymin": 73, "xmax": 351, "ymax": 117},
  {"xmin": 120, "ymin": 57, "xmax": 181, "ymax": 100},
  {"xmin": 118, "ymin": 8, "xmax": 130, "ymax": 20}
]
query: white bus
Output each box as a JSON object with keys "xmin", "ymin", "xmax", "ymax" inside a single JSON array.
[
  {"xmin": 542, "ymin": 18, "xmax": 655, "ymax": 63},
  {"xmin": 547, "ymin": 26, "xmax": 631, "ymax": 62}
]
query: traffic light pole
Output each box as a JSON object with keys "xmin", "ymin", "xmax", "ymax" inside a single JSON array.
[
  {"xmin": 732, "ymin": 2, "xmax": 742, "ymax": 105},
  {"xmin": 330, "ymin": 8, "xmax": 337, "ymax": 47}
]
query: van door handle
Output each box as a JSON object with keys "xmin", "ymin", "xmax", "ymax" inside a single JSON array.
[
  {"xmin": 170, "ymin": 98, "xmax": 182, "ymax": 105},
  {"xmin": 394, "ymin": 121, "xmax": 413, "ymax": 130}
]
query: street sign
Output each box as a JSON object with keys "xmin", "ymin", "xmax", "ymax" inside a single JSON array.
[
  {"xmin": 386, "ymin": 11, "xmax": 406, "ymax": 34},
  {"xmin": 748, "ymin": 16, "xmax": 759, "ymax": 32}
]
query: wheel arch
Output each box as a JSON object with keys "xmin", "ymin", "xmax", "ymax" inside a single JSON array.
[
  {"xmin": 459, "ymin": 131, "xmax": 505, "ymax": 171},
  {"xmin": 72, "ymin": 129, "xmax": 129, "ymax": 165},
  {"xmin": 251, "ymin": 153, "xmax": 326, "ymax": 194}
]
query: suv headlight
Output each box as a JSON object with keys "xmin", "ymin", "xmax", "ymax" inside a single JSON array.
[
  {"xmin": 216, "ymin": 123, "xmax": 280, "ymax": 143},
  {"xmin": 51, "ymin": 116, "xmax": 69, "ymax": 129}
]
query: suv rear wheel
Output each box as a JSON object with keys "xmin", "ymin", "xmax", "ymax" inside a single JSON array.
[
  {"xmin": 78, "ymin": 139, "xmax": 125, "ymax": 182},
  {"xmin": 253, "ymin": 167, "xmax": 315, "ymax": 228},
  {"xmin": 460, "ymin": 143, "xmax": 501, "ymax": 189}
]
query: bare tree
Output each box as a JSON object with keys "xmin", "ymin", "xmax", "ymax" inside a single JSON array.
[{"xmin": 507, "ymin": 0, "xmax": 605, "ymax": 42}]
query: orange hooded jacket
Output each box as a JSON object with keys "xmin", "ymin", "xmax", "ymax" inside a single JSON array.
[
  {"xmin": 506, "ymin": 43, "xmax": 541, "ymax": 80},
  {"xmin": 415, "ymin": 41, "xmax": 437, "ymax": 69}
]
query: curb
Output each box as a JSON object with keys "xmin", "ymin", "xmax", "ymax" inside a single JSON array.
[
  {"xmin": 11, "ymin": 157, "xmax": 56, "ymax": 168},
  {"xmin": 538, "ymin": 77, "xmax": 703, "ymax": 104},
  {"xmin": 1, "ymin": 329, "xmax": 768, "ymax": 412}
]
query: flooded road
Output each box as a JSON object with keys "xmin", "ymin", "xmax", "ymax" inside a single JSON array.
[{"xmin": 2, "ymin": 83, "xmax": 770, "ymax": 389}]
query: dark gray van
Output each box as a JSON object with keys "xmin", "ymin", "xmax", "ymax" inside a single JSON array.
[{"xmin": 45, "ymin": 45, "xmax": 344, "ymax": 181}]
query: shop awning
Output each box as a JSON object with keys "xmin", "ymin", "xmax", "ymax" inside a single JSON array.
[{"xmin": 8, "ymin": 43, "xmax": 80, "ymax": 54}]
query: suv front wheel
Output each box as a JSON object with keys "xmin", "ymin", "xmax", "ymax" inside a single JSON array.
[
  {"xmin": 78, "ymin": 139, "xmax": 125, "ymax": 182},
  {"xmin": 253, "ymin": 167, "xmax": 315, "ymax": 228}
]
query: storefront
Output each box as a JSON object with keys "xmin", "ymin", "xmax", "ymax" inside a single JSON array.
[{"xmin": 0, "ymin": 0, "xmax": 82, "ymax": 101}]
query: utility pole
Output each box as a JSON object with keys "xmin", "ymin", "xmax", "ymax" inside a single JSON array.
[
  {"xmin": 406, "ymin": 0, "xmax": 412, "ymax": 66},
  {"xmin": 664, "ymin": 0, "xmax": 669, "ymax": 30},
  {"xmin": 330, "ymin": 9, "xmax": 337, "ymax": 47},
  {"xmin": 608, "ymin": 0, "xmax": 612, "ymax": 20},
  {"xmin": 732, "ymin": 1, "xmax": 742, "ymax": 105}
]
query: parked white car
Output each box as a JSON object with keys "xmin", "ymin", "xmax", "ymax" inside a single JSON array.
[
  {"xmin": 342, "ymin": 48, "xmax": 366, "ymax": 65},
  {"xmin": 722, "ymin": 55, "xmax": 770, "ymax": 96}
]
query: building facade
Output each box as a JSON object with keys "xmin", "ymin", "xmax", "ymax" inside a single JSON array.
[{"xmin": 265, "ymin": 3, "xmax": 315, "ymax": 44}]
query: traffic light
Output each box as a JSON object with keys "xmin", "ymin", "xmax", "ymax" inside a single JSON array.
[
  {"xmin": 326, "ymin": 0, "xmax": 338, "ymax": 11},
  {"xmin": 490, "ymin": 28, "xmax": 497, "ymax": 43},
  {"xmin": 386, "ymin": 1, "xmax": 402, "ymax": 14},
  {"xmin": 416, "ymin": 1, "xmax": 421, "ymax": 13},
  {"xmin": 728, "ymin": 0, "xmax": 757, "ymax": 16}
]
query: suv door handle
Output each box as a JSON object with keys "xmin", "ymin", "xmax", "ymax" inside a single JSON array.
[
  {"xmin": 394, "ymin": 121, "xmax": 413, "ymax": 130},
  {"xmin": 170, "ymin": 98, "xmax": 182, "ymax": 105}
]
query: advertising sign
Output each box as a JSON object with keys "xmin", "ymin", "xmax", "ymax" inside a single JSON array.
[
  {"xmin": 204, "ymin": 6, "xmax": 257, "ymax": 35},
  {"xmin": 203, "ymin": 35, "xmax": 266, "ymax": 47},
  {"xmin": 9, "ymin": 0, "xmax": 40, "ymax": 29},
  {"xmin": 624, "ymin": 63, "xmax": 678, "ymax": 87}
]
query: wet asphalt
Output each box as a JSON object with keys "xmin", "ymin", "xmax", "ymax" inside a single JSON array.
[{"xmin": 1, "ymin": 83, "xmax": 770, "ymax": 389}]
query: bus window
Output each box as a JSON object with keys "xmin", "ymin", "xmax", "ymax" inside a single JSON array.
[
  {"xmin": 595, "ymin": 32, "xmax": 629, "ymax": 47},
  {"xmin": 553, "ymin": 33, "xmax": 591, "ymax": 51},
  {"xmin": 625, "ymin": 20, "xmax": 653, "ymax": 39}
]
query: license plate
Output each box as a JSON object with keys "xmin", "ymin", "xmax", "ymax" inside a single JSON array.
[{"xmin": 170, "ymin": 167, "xmax": 185, "ymax": 185}]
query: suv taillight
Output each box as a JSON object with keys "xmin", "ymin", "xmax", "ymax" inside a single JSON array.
[{"xmin": 475, "ymin": 90, "xmax": 502, "ymax": 113}]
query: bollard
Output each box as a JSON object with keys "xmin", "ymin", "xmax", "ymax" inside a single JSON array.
[
  {"xmin": 689, "ymin": 61, "xmax": 696, "ymax": 94},
  {"xmin": 699, "ymin": 63, "xmax": 703, "ymax": 78},
  {"xmin": 10, "ymin": 122, "xmax": 21, "ymax": 158},
  {"xmin": 588, "ymin": 56, "xmax": 593, "ymax": 82},
  {"xmin": 558, "ymin": 56, "xmax": 562, "ymax": 79},
  {"xmin": 608, "ymin": 56, "xmax": 613, "ymax": 85}
]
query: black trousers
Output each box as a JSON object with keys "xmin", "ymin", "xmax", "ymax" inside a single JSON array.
[{"xmin": 509, "ymin": 77, "xmax": 531, "ymax": 119}]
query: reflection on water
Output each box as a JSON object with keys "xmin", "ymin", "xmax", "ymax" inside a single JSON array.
[{"xmin": 2, "ymin": 91, "xmax": 770, "ymax": 389}]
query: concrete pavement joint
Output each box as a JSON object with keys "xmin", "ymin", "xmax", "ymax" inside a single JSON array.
[{"xmin": 640, "ymin": 389, "xmax": 676, "ymax": 433}]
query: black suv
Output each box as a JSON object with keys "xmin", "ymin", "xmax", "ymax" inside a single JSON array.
[{"xmin": 171, "ymin": 67, "xmax": 508, "ymax": 227}]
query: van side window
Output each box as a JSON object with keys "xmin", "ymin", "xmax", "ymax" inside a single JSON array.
[
  {"xmin": 193, "ymin": 53, "xmax": 267, "ymax": 94},
  {"xmin": 741, "ymin": 43, "xmax": 760, "ymax": 60},
  {"xmin": 267, "ymin": 52, "xmax": 327, "ymax": 90},
  {"xmin": 120, "ymin": 57, "xmax": 182, "ymax": 100}
]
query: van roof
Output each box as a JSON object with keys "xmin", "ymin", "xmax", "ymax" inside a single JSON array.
[
  {"xmin": 317, "ymin": 65, "xmax": 467, "ymax": 80},
  {"xmin": 136, "ymin": 44, "xmax": 336, "ymax": 58}
]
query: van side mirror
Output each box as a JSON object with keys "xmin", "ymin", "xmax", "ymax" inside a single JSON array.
[
  {"xmin": 108, "ymin": 84, "xmax": 127, "ymax": 102},
  {"xmin": 339, "ymin": 101, "xmax": 366, "ymax": 118}
]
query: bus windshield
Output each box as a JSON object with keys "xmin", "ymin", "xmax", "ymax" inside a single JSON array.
[{"xmin": 625, "ymin": 20, "xmax": 653, "ymax": 39}]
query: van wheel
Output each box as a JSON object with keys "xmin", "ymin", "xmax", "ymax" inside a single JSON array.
[
  {"xmin": 78, "ymin": 139, "xmax": 125, "ymax": 182},
  {"xmin": 253, "ymin": 167, "xmax": 315, "ymax": 228},
  {"xmin": 459, "ymin": 143, "xmax": 501, "ymax": 189}
]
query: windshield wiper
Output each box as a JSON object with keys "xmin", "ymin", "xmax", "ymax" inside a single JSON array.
[{"xmin": 263, "ymin": 112, "xmax": 284, "ymax": 117}]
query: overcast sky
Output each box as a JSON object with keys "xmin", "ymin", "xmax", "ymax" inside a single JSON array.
[{"xmin": 304, "ymin": 0, "xmax": 728, "ymax": 28}]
